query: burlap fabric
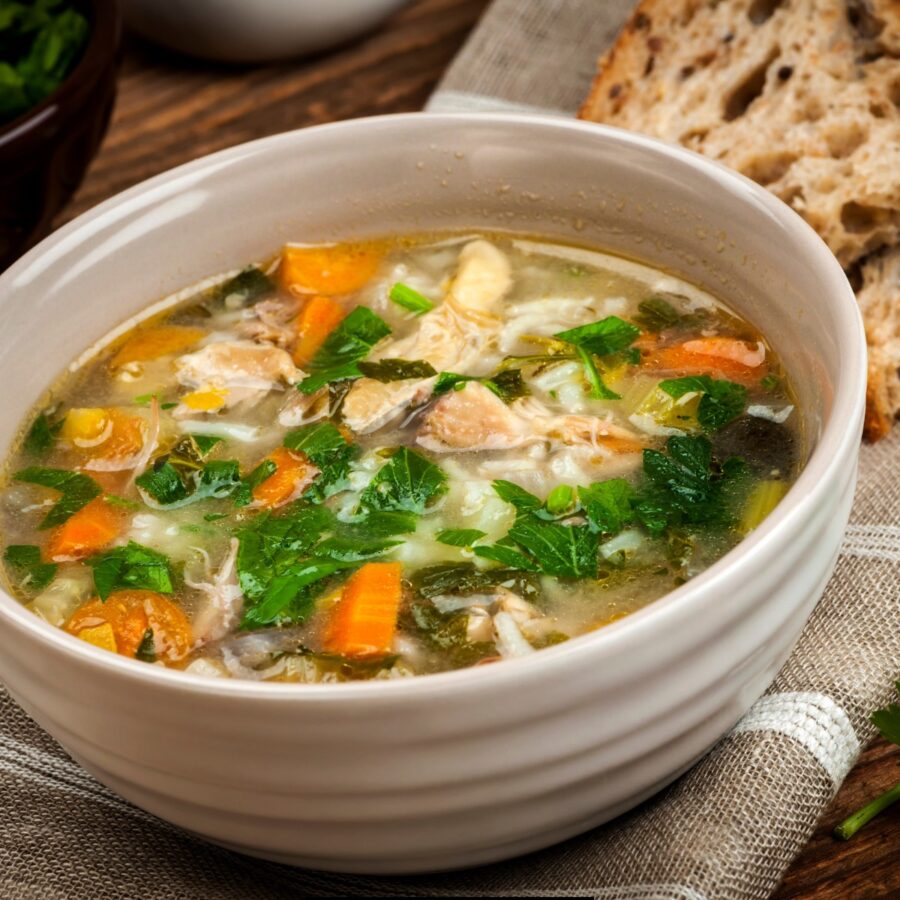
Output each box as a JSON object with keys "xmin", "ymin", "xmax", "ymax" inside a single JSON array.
[{"xmin": 2, "ymin": 1, "xmax": 898, "ymax": 897}]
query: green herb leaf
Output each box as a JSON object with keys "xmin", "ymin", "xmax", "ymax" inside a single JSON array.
[
  {"xmin": 191, "ymin": 434, "xmax": 223, "ymax": 454},
  {"xmin": 578, "ymin": 479, "xmax": 636, "ymax": 535},
  {"xmin": 87, "ymin": 542, "xmax": 174, "ymax": 601},
  {"xmin": 14, "ymin": 467, "xmax": 101, "ymax": 529},
  {"xmin": 412, "ymin": 562, "xmax": 541, "ymax": 603},
  {"xmin": 473, "ymin": 542, "xmax": 541, "ymax": 571},
  {"xmin": 871, "ymin": 681, "xmax": 900, "ymax": 746},
  {"xmin": 359, "ymin": 447, "xmax": 447, "ymax": 516},
  {"xmin": 636, "ymin": 435, "xmax": 746, "ymax": 533},
  {"xmin": 576, "ymin": 346, "xmax": 620, "ymax": 400},
  {"xmin": 634, "ymin": 297, "xmax": 682, "ymax": 331},
  {"xmin": 284, "ymin": 422, "xmax": 357, "ymax": 502},
  {"xmin": 555, "ymin": 315, "xmax": 641, "ymax": 357},
  {"xmin": 660, "ymin": 375, "xmax": 748, "ymax": 432},
  {"xmin": 210, "ymin": 266, "xmax": 274, "ymax": 305},
  {"xmin": 436, "ymin": 528, "xmax": 487, "ymax": 548},
  {"xmin": 136, "ymin": 458, "xmax": 241, "ymax": 509},
  {"xmin": 405, "ymin": 601, "xmax": 495, "ymax": 669},
  {"xmin": 233, "ymin": 459, "xmax": 277, "ymax": 507},
  {"xmin": 433, "ymin": 369, "xmax": 528, "ymax": 404},
  {"xmin": 135, "ymin": 628, "xmax": 156, "ymax": 663},
  {"xmin": 506, "ymin": 517, "xmax": 599, "ymax": 579},
  {"xmin": 389, "ymin": 283, "xmax": 435, "ymax": 315},
  {"xmin": 491, "ymin": 480, "xmax": 542, "ymax": 512},
  {"xmin": 298, "ymin": 307, "xmax": 391, "ymax": 394},
  {"xmin": 23, "ymin": 412, "xmax": 64, "ymax": 455},
  {"xmin": 357, "ymin": 358, "xmax": 437, "ymax": 382},
  {"xmin": 3, "ymin": 544, "xmax": 56, "ymax": 591}
]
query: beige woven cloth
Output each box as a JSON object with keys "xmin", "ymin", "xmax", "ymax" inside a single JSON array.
[{"xmin": 1, "ymin": 2, "xmax": 898, "ymax": 898}]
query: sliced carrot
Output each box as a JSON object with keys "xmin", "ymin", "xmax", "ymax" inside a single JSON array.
[
  {"xmin": 65, "ymin": 589, "xmax": 192, "ymax": 661},
  {"xmin": 280, "ymin": 243, "xmax": 382, "ymax": 296},
  {"xmin": 323, "ymin": 562, "xmax": 402, "ymax": 659},
  {"xmin": 47, "ymin": 498, "xmax": 121, "ymax": 561},
  {"xmin": 110, "ymin": 325, "xmax": 206, "ymax": 368},
  {"xmin": 292, "ymin": 295, "xmax": 346, "ymax": 365},
  {"xmin": 643, "ymin": 343, "xmax": 767, "ymax": 385},
  {"xmin": 252, "ymin": 446, "xmax": 318, "ymax": 508}
]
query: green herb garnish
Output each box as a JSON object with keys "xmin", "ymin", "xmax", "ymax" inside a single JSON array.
[
  {"xmin": 659, "ymin": 375, "xmax": 748, "ymax": 432},
  {"xmin": 210, "ymin": 266, "xmax": 274, "ymax": 305},
  {"xmin": 358, "ymin": 447, "xmax": 447, "ymax": 516},
  {"xmin": 283, "ymin": 422, "xmax": 357, "ymax": 502},
  {"xmin": 433, "ymin": 369, "xmax": 528, "ymax": 404},
  {"xmin": 357, "ymin": 358, "xmax": 437, "ymax": 382},
  {"xmin": 87, "ymin": 541, "xmax": 174, "ymax": 601},
  {"xmin": 298, "ymin": 306, "xmax": 391, "ymax": 394},
  {"xmin": 3, "ymin": 544, "xmax": 56, "ymax": 591},
  {"xmin": 23, "ymin": 412, "xmax": 64, "ymax": 455},
  {"xmin": 834, "ymin": 681, "xmax": 900, "ymax": 840},
  {"xmin": 435, "ymin": 528, "xmax": 487, "ymax": 548},
  {"xmin": 389, "ymin": 283, "xmax": 435, "ymax": 315},
  {"xmin": 0, "ymin": 1, "xmax": 89, "ymax": 126},
  {"xmin": 14, "ymin": 467, "xmax": 101, "ymax": 529}
]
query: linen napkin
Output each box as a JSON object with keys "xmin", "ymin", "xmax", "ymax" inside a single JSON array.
[{"xmin": 1, "ymin": 2, "xmax": 898, "ymax": 898}]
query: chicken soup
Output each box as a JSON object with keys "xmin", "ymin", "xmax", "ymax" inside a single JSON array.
[{"xmin": 0, "ymin": 234, "xmax": 800, "ymax": 681}]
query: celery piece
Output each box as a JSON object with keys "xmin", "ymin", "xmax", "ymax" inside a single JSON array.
[{"xmin": 739, "ymin": 480, "xmax": 788, "ymax": 534}]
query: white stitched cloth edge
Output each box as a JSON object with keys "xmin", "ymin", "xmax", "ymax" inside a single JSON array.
[
  {"xmin": 425, "ymin": 90, "xmax": 570, "ymax": 116},
  {"xmin": 841, "ymin": 524, "xmax": 900, "ymax": 562},
  {"xmin": 731, "ymin": 692, "xmax": 860, "ymax": 785}
]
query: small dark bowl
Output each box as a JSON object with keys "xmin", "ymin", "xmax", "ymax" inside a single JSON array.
[{"xmin": 0, "ymin": 0, "xmax": 122, "ymax": 271}]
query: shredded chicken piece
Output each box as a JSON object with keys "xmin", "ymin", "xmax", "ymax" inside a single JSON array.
[
  {"xmin": 418, "ymin": 382, "xmax": 642, "ymax": 454},
  {"xmin": 174, "ymin": 340, "xmax": 301, "ymax": 415},
  {"xmin": 278, "ymin": 387, "xmax": 330, "ymax": 427},
  {"xmin": 238, "ymin": 297, "xmax": 300, "ymax": 348},
  {"xmin": 342, "ymin": 240, "xmax": 512, "ymax": 434},
  {"xmin": 187, "ymin": 539, "xmax": 244, "ymax": 647}
]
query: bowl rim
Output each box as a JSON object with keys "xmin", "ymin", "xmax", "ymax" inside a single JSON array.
[
  {"xmin": 0, "ymin": 112, "xmax": 867, "ymax": 702},
  {"xmin": 0, "ymin": 0, "xmax": 122, "ymax": 146}
]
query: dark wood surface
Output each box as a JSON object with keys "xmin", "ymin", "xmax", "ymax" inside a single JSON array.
[{"xmin": 54, "ymin": 1, "xmax": 899, "ymax": 896}]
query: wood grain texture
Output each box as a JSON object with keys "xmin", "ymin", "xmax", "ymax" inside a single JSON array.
[{"xmin": 51, "ymin": 0, "xmax": 898, "ymax": 895}]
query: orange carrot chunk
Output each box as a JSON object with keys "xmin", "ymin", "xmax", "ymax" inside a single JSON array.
[
  {"xmin": 47, "ymin": 498, "xmax": 120, "ymax": 561},
  {"xmin": 280, "ymin": 243, "xmax": 382, "ymax": 296},
  {"xmin": 110, "ymin": 325, "xmax": 206, "ymax": 368},
  {"xmin": 643, "ymin": 341, "xmax": 767, "ymax": 385},
  {"xmin": 252, "ymin": 446, "xmax": 318, "ymax": 508},
  {"xmin": 323, "ymin": 562, "xmax": 402, "ymax": 659},
  {"xmin": 65, "ymin": 589, "xmax": 192, "ymax": 661},
  {"xmin": 292, "ymin": 295, "xmax": 346, "ymax": 365}
]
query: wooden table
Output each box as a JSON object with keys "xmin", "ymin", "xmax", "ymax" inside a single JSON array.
[{"xmin": 56, "ymin": 1, "xmax": 898, "ymax": 895}]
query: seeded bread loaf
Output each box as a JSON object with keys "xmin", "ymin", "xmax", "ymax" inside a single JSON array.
[{"xmin": 579, "ymin": 0, "xmax": 900, "ymax": 439}]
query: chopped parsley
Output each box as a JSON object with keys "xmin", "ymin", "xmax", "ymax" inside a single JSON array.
[
  {"xmin": 14, "ymin": 467, "xmax": 101, "ymax": 529},
  {"xmin": 358, "ymin": 447, "xmax": 447, "ymax": 517},
  {"xmin": 659, "ymin": 375, "xmax": 748, "ymax": 432},
  {"xmin": 87, "ymin": 541, "xmax": 174, "ymax": 601},
  {"xmin": 357, "ymin": 359, "xmax": 437, "ymax": 382},
  {"xmin": 433, "ymin": 369, "xmax": 528, "ymax": 404},
  {"xmin": 298, "ymin": 307, "xmax": 391, "ymax": 394},
  {"xmin": 3, "ymin": 544, "xmax": 56, "ymax": 591},
  {"xmin": 435, "ymin": 528, "xmax": 487, "ymax": 548},
  {"xmin": 283, "ymin": 422, "xmax": 357, "ymax": 502},
  {"xmin": 23, "ymin": 412, "xmax": 64, "ymax": 455}
]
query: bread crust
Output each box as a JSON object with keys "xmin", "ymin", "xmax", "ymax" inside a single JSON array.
[{"xmin": 580, "ymin": 0, "xmax": 900, "ymax": 438}]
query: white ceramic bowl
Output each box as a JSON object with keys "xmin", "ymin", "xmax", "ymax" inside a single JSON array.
[
  {"xmin": 122, "ymin": 0, "xmax": 409, "ymax": 63},
  {"xmin": 0, "ymin": 114, "xmax": 866, "ymax": 874}
]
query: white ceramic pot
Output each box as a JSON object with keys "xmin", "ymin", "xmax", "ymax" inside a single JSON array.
[
  {"xmin": 121, "ymin": 0, "xmax": 409, "ymax": 63},
  {"xmin": 0, "ymin": 114, "xmax": 866, "ymax": 874}
]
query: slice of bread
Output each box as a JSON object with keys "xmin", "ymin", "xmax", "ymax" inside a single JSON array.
[{"xmin": 579, "ymin": 0, "xmax": 900, "ymax": 439}]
